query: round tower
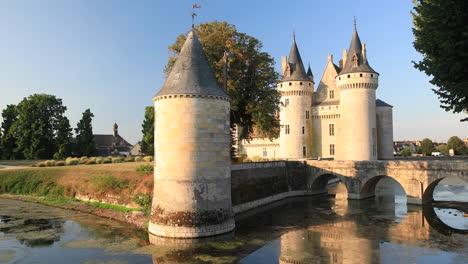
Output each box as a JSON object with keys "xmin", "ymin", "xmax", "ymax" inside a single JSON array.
[
  {"xmin": 149, "ymin": 30, "xmax": 235, "ymax": 238},
  {"xmin": 278, "ymin": 36, "xmax": 314, "ymax": 159},
  {"xmin": 335, "ymin": 27, "xmax": 379, "ymax": 161}
]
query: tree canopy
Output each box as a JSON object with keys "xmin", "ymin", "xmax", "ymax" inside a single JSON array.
[
  {"xmin": 0, "ymin": 105, "xmax": 19, "ymax": 159},
  {"xmin": 412, "ymin": 0, "xmax": 468, "ymax": 121},
  {"xmin": 141, "ymin": 106, "xmax": 154, "ymax": 156},
  {"xmin": 164, "ymin": 21, "xmax": 280, "ymax": 140},
  {"xmin": 75, "ymin": 109, "xmax": 97, "ymax": 157},
  {"xmin": 14, "ymin": 94, "xmax": 67, "ymax": 159},
  {"xmin": 54, "ymin": 116, "xmax": 73, "ymax": 159},
  {"xmin": 419, "ymin": 138, "xmax": 434, "ymax": 156},
  {"xmin": 447, "ymin": 136, "xmax": 467, "ymax": 155}
]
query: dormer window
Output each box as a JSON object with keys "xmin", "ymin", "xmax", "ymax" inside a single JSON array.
[{"xmin": 352, "ymin": 53, "xmax": 359, "ymax": 67}]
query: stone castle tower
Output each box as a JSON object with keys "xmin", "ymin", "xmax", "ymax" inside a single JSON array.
[
  {"xmin": 278, "ymin": 35, "xmax": 314, "ymax": 159},
  {"xmin": 149, "ymin": 30, "xmax": 235, "ymax": 238},
  {"xmin": 238, "ymin": 25, "xmax": 394, "ymax": 161},
  {"xmin": 334, "ymin": 26, "xmax": 379, "ymax": 160}
]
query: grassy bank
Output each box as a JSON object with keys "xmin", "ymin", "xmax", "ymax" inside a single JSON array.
[
  {"xmin": 0, "ymin": 160, "xmax": 40, "ymax": 167},
  {"xmin": 0, "ymin": 162, "xmax": 154, "ymax": 213}
]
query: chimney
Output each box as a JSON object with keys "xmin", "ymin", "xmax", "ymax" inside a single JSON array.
[
  {"xmin": 281, "ymin": 56, "xmax": 287, "ymax": 75},
  {"xmin": 327, "ymin": 54, "xmax": 333, "ymax": 62},
  {"xmin": 362, "ymin": 43, "xmax": 367, "ymax": 61},
  {"xmin": 342, "ymin": 49, "xmax": 347, "ymax": 66}
]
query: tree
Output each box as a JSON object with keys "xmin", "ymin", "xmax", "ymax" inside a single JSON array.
[
  {"xmin": 399, "ymin": 147, "xmax": 412, "ymax": 157},
  {"xmin": 75, "ymin": 109, "xmax": 97, "ymax": 157},
  {"xmin": 436, "ymin": 144, "xmax": 449, "ymax": 155},
  {"xmin": 165, "ymin": 21, "xmax": 281, "ymax": 141},
  {"xmin": 53, "ymin": 116, "xmax": 72, "ymax": 159},
  {"xmin": 412, "ymin": 0, "xmax": 468, "ymax": 121},
  {"xmin": 140, "ymin": 106, "xmax": 154, "ymax": 156},
  {"xmin": 0, "ymin": 105, "xmax": 20, "ymax": 159},
  {"xmin": 420, "ymin": 138, "xmax": 434, "ymax": 156},
  {"xmin": 447, "ymin": 136, "xmax": 467, "ymax": 155},
  {"xmin": 14, "ymin": 94, "xmax": 67, "ymax": 159}
]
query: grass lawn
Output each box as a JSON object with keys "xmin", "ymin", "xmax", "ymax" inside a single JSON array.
[{"xmin": 0, "ymin": 160, "xmax": 41, "ymax": 167}]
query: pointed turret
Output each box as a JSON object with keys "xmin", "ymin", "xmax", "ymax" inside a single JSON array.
[
  {"xmin": 155, "ymin": 30, "xmax": 227, "ymax": 98},
  {"xmin": 339, "ymin": 27, "xmax": 376, "ymax": 75},
  {"xmin": 283, "ymin": 36, "xmax": 308, "ymax": 81},
  {"xmin": 306, "ymin": 64, "xmax": 314, "ymax": 82}
]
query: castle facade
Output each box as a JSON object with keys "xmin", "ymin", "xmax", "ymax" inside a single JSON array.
[{"xmin": 238, "ymin": 27, "xmax": 394, "ymax": 161}]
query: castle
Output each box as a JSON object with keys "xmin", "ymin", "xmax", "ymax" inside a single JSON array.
[{"xmin": 238, "ymin": 26, "xmax": 394, "ymax": 161}]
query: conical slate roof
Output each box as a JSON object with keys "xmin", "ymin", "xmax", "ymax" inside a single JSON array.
[
  {"xmin": 339, "ymin": 28, "xmax": 377, "ymax": 75},
  {"xmin": 283, "ymin": 37, "xmax": 308, "ymax": 81},
  {"xmin": 155, "ymin": 30, "xmax": 227, "ymax": 98},
  {"xmin": 376, "ymin": 99, "xmax": 393, "ymax": 107},
  {"xmin": 306, "ymin": 64, "xmax": 314, "ymax": 81}
]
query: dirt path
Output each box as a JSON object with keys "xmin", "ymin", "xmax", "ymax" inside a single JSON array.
[{"xmin": 0, "ymin": 165, "xmax": 31, "ymax": 170}]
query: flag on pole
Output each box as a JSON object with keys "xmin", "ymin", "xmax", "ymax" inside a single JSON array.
[{"xmin": 193, "ymin": 4, "xmax": 202, "ymax": 8}]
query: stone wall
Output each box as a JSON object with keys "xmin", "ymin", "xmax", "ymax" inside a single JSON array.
[{"xmin": 231, "ymin": 161, "xmax": 310, "ymax": 214}]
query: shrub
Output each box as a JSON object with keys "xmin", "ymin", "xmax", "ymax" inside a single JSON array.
[
  {"xmin": 134, "ymin": 156, "xmax": 143, "ymax": 162},
  {"xmin": 251, "ymin": 156, "xmax": 263, "ymax": 162},
  {"xmin": 112, "ymin": 157, "xmax": 123, "ymax": 163},
  {"xmin": 79, "ymin": 158, "xmax": 88, "ymax": 164},
  {"xmin": 102, "ymin": 158, "xmax": 112, "ymax": 164},
  {"xmin": 92, "ymin": 175, "xmax": 129, "ymax": 192},
  {"xmin": 35, "ymin": 162, "xmax": 46, "ymax": 167},
  {"xmin": 238, "ymin": 153, "xmax": 247, "ymax": 158},
  {"xmin": 55, "ymin": 161, "xmax": 65, "ymax": 166},
  {"xmin": 95, "ymin": 157, "xmax": 104, "ymax": 164},
  {"xmin": 243, "ymin": 158, "xmax": 252, "ymax": 163},
  {"xmin": 125, "ymin": 157, "xmax": 135, "ymax": 162},
  {"xmin": 86, "ymin": 159, "xmax": 96, "ymax": 165},
  {"xmin": 143, "ymin": 156, "xmax": 153, "ymax": 162},
  {"xmin": 65, "ymin": 158, "xmax": 80, "ymax": 166},
  {"xmin": 136, "ymin": 164, "xmax": 153, "ymax": 173},
  {"xmin": 132, "ymin": 192, "xmax": 152, "ymax": 215},
  {"xmin": 45, "ymin": 160, "xmax": 56, "ymax": 167}
]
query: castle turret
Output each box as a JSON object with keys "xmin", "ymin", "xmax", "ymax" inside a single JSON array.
[
  {"xmin": 113, "ymin": 122, "xmax": 118, "ymax": 137},
  {"xmin": 149, "ymin": 30, "xmax": 235, "ymax": 238},
  {"xmin": 335, "ymin": 26, "xmax": 379, "ymax": 161},
  {"xmin": 278, "ymin": 35, "xmax": 314, "ymax": 159}
]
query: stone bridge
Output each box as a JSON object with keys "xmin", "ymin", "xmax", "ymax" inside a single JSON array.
[{"xmin": 305, "ymin": 160, "xmax": 468, "ymax": 204}]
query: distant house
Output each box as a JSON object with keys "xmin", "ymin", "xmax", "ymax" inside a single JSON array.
[
  {"xmin": 130, "ymin": 143, "xmax": 142, "ymax": 156},
  {"xmin": 94, "ymin": 123, "xmax": 133, "ymax": 156}
]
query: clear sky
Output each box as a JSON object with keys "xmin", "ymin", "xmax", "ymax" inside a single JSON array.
[{"xmin": 0, "ymin": 0, "xmax": 466, "ymax": 144}]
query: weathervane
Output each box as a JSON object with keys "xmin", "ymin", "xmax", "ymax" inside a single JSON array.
[
  {"xmin": 192, "ymin": 1, "xmax": 202, "ymax": 29},
  {"xmin": 354, "ymin": 16, "xmax": 357, "ymax": 29}
]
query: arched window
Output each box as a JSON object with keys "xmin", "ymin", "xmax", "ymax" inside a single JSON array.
[{"xmin": 352, "ymin": 53, "xmax": 358, "ymax": 67}]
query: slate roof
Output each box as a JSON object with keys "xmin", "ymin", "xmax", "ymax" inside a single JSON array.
[
  {"xmin": 155, "ymin": 30, "xmax": 227, "ymax": 98},
  {"xmin": 376, "ymin": 99, "xmax": 393, "ymax": 107},
  {"xmin": 306, "ymin": 65, "xmax": 314, "ymax": 81},
  {"xmin": 283, "ymin": 37, "xmax": 309, "ymax": 81},
  {"xmin": 339, "ymin": 28, "xmax": 377, "ymax": 75}
]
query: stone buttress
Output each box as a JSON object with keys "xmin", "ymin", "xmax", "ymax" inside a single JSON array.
[{"xmin": 149, "ymin": 30, "xmax": 235, "ymax": 238}]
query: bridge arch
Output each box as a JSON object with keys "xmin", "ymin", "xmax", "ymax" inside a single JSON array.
[
  {"xmin": 309, "ymin": 173, "xmax": 349, "ymax": 197},
  {"xmin": 359, "ymin": 175, "xmax": 408, "ymax": 201}
]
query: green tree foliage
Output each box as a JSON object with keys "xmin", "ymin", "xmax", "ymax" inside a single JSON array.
[
  {"xmin": 0, "ymin": 105, "xmax": 20, "ymax": 159},
  {"xmin": 53, "ymin": 117, "xmax": 72, "ymax": 159},
  {"xmin": 436, "ymin": 144, "xmax": 449, "ymax": 155},
  {"xmin": 165, "ymin": 21, "xmax": 281, "ymax": 140},
  {"xmin": 447, "ymin": 136, "xmax": 467, "ymax": 155},
  {"xmin": 75, "ymin": 109, "xmax": 97, "ymax": 157},
  {"xmin": 412, "ymin": 0, "xmax": 468, "ymax": 121},
  {"xmin": 399, "ymin": 147, "xmax": 412, "ymax": 157},
  {"xmin": 419, "ymin": 138, "xmax": 434, "ymax": 156},
  {"xmin": 140, "ymin": 106, "xmax": 154, "ymax": 156},
  {"xmin": 14, "ymin": 94, "xmax": 67, "ymax": 159}
]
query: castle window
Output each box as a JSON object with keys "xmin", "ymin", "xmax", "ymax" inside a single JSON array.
[
  {"xmin": 309, "ymin": 83, "xmax": 312, "ymax": 86},
  {"xmin": 289, "ymin": 82, "xmax": 292, "ymax": 86},
  {"xmin": 280, "ymin": 84, "xmax": 282, "ymax": 87},
  {"xmin": 303, "ymin": 146, "xmax": 306, "ymax": 158},
  {"xmin": 285, "ymin": 125, "xmax": 290, "ymax": 134},
  {"xmin": 373, "ymin": 144, "xmax": 377, "ymax": 156},
  {"xmin": 302, "ymin": 126, "xmax": 305, "ymax": 134},
  {"xmin": 285, "ymin": 99, "xmax": 289, "ymax": 106},
  {"xmin": 347, "ymin": 75, "xmax": 350, "ymax": 78},
  {"xmin": 352, "ymin": 53, "xmax": 358, "ymax": 67},
  {"xmin": 329, "ymin": 123, "xmax": 335, "ymax": 136},
  {"xmin": 330, "ymin": 144, "xmax": 335, "ymax": 155},
  {"xmin": 306, "ymin": 110, "xmax": 310, "ymax": 119},
  {"xmin": 371, "ymin": 74, "xmax": 374, "ymax": 78},
  {"xmin": 360, "ymin": 73, "xmax": 363, "ymax": 77},
  {"xmin": 339, "ymin": 77, "xmax": 341, "ymax": 80},
  {"xmin": 263, "ymin": 147, "xmax": 267, "ymax": 157},
  {"xmin": 329, "ymin": 90, "xmax": 335, "ymax": 99},
  {"xmin": 300, "ymin": 82, "xmax": 303, "ymax": 85}
]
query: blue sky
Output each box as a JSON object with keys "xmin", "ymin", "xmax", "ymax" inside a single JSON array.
[{"xmin": 0, "ymin": 0, "xmax": 465, "ymax": 144}]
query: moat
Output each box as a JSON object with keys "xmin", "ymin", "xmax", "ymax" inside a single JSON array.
[{"xmin": 1, "ymin": 180, "xmax": 467, "ymax": 264}]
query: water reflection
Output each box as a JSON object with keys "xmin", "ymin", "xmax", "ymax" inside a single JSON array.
[{"xmin": 0, "ymin": 179, "xmax": 467, "ymax": 264}]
